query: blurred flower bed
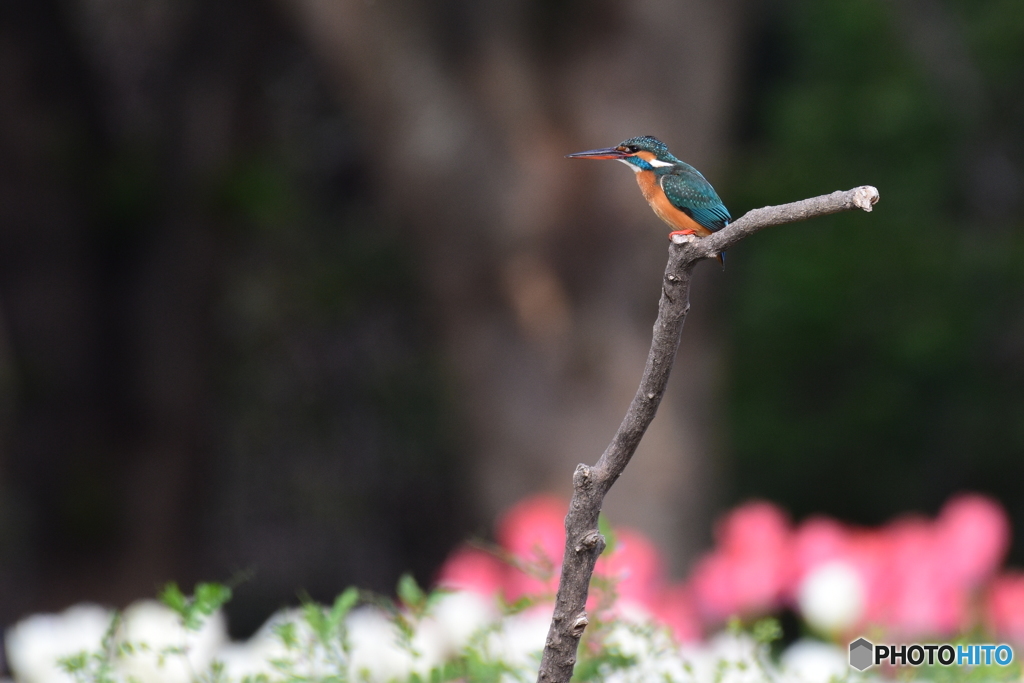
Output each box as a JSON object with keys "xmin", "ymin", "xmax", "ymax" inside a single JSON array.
[{"xmin": 6, "ymin": 493, "xmax": 1023, "ymax": 682}]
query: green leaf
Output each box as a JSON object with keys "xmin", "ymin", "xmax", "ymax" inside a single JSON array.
[
  {"xmin": 397, "ymin": 573, "xmax": 426, "ymax": 610},
  {"xmin": 194, "ymin": 583, "xmax": 232, "ymax": 615},
  {"xmin": 303, "ymin": 601, "xmax": 330, "ymax": 641},
  {"xmin": 273, "ymin": 621, "xmax": 298, "ymax": 649},
  {"xmin": 752, "ymin": 617, "xmax": 782, "ymax": 645},
  {"xmin": 159, "ymin": 582, "xmax": 188, "ymax": 616},
  {"xmin": 329, "ymin": 586, "xmax": 359, "ymax": 628},
  {"xmin": 393, "ymin": 612, "xmax": 415, "ymax": 641},
  {"xmin": 57, "ymin": 652, "xmax": 89, "ymax": 673}
]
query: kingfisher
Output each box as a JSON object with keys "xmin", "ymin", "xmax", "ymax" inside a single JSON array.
[{"xmin": 566, "ymin": 135, "xmax": 731, "ymax": 262}]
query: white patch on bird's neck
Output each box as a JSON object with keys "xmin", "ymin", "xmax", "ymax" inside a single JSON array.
[
  {"xmin": 648, "ymin": 158, "xmax": 673, "ymax": 167},
  {"xmin": 616, "ymin": 158, "xmax": 643, "ymax": 173}
]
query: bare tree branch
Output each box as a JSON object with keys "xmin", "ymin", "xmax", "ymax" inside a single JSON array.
[{"xmin": 536, "ymin": 185, "xmax": 880, "ymax": 683}]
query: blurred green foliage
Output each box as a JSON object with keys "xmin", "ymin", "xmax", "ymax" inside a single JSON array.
[{"xmin": 725, "ymin": 0, "xmax": 1024, "ymax": 546}]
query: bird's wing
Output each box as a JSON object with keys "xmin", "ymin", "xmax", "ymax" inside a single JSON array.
[{"xmin": 660, "ymin": 170, "xmax": 732, "ymax": 233}]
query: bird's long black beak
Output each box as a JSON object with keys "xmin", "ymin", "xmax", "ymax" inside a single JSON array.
[{"xmin": 565, "ymin": 146, "xmax": 627, "ymax": 160}]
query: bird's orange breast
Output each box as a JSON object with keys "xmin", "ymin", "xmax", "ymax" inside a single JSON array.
[{"xmin": 635, "ymin": 171, "xmax": 713, "ymax": 237}]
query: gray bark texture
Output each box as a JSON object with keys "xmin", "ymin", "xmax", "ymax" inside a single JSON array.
[{"xmin": 536, "ymin": 185, "xmax": 880, "ymax": 683}]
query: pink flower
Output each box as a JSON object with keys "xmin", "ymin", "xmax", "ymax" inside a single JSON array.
[
  {"xmin": 871, "ymin": 515, "xmax": 973, "ymax": 636},
  {"xmin": 495, "ymin": 495, "xmax": 566, "ymax": 562},
  {"xmin": 690, "ymin": 501, "xmax": 793, "ymax": 621},
  {"xmin": 788, "ymin": 496, "xmax": 1010, "ymax": 639},
  {"xmin": 434, "ymin": 491, "xmax": 1014, "ymax": 644},
  {"xmin": 882, "ymin": 517, "xmax": 936, "ymax": 631},
  {"xmin": 719, "ymin": 501, "xmax": 791, "ymax": 557},
  {"xmin": 888, "ymin": 572, "xmax": 967, "ymax": 637},
  {"xmin": 986, "ymin": 572, "xmax": 1024, "ymax": 644},
  {"xmin": 594, "ymin": 528, "xmax": 665, "ymax": 609},
  {"xmin": 651, "ymin": 583, "xmax": 702, "ymax": 643},
  {"xmin": 495, "ymin": 495, "xmax": 566, "ymax": 600},
  {"xmin": 843, "ymin": 529, "xmax": 894, "ymax": 627},
  {"xmin": 438, "ymin": 496, "xmax": 690, "ymax": 642},
  {"xmin": 792, "ymin": 516, "xmax": 850, "ymax": 583},
  {"xmin": 690, "ymin": 551, "xmax": 742, "ymax": 620},
  {"xmin": 935, "ymin": 494, "xmax": 1010, "ymax": 587},
  {"xmin": 889, "ymin": 571, "xmax": 966, "ymax": 636},
  {"xmin": 436, "ymin": 546, "xmax": 506, "ymax": 595}
]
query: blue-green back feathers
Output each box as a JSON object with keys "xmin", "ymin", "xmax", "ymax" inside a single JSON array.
[{"xmin": 659, "ymin": 167, "xmax": 731, "ymax": 233}]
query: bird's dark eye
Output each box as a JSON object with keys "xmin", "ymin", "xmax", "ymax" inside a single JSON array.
[{"xmin": 627, "ymin": 145, "xmax": 640, "ymax": 153}]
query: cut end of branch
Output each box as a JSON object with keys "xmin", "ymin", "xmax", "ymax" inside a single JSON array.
[
  {"xmin": 670, "ymin": 233, "xmax": 698, "ymax": 245},
  {"xmin": 853, "ymin": 185, "xmax": 880, "ymax": 212}
]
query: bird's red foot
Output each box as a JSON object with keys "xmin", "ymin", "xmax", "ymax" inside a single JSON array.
[{"xmin": 668, "ymin": 229, "xmax": 697, "ymax": 240}]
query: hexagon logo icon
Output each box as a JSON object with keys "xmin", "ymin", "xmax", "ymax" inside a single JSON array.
[{"xmin": 849, "ymin": 638, "xmax": 874, "ymax": 671}]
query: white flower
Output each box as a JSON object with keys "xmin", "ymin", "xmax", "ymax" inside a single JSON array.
[
  {"xmin": 681, "ymin": 632, "xmax": 774, "ymax": 683},
  {"xmin": 423, "ymin": 590, "xmax": 498, "ymax": 656},
  {"xmin": 5, "ymin": 604, "xmax": 114, "ymax": 683},
  {"xmin": 215, "ymin": 640, "xmax": 276, "ymax": 680},
  {"xmin": 480, "ymin": 605, "xmax": 550, "ymax": 676},
  {"xmin": 215, "ymin": 609, "xmax": 303, "ymax": 680},
  {"xmin": 219, "ymin": 606, "xmax": 364, "ymax": 680},
  {"xmin": 797, "ymin": 561, "xmax": 865, "ymax": 634},
  {"xmin": 780, "ymin": 639, "xmax": 847, "ymax": 682},
  {"xmin": 346, "ymin": 606, "xmax": 445, "ymax": 682},
  {"xmin": 222, "ymin": 597, "xmax": 485, "ymax": 682},
  {"xmin": 114, "ymin": 600, "xmax": 226, "ymax": 683},
  {"xmin": 602, "ymin": 621, "xmax": 689, "ymax": 683}
]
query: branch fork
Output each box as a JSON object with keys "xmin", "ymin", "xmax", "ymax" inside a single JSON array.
[{"xmin": 536, "ymin": 185, "xmax": 880, "ymax": 683}]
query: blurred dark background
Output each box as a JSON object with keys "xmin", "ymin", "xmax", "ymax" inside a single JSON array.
[{"xmin": 0, "ymin": 0, "xmax": 1022, "ymax": 644}]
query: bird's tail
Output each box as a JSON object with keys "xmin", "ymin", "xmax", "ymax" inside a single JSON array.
[{"xmin": 717, "ymin": 251, "xmax": 726, "ymax": 268}]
